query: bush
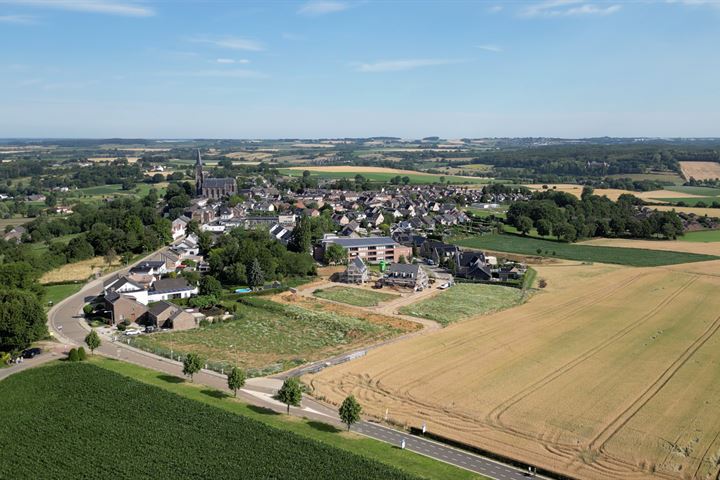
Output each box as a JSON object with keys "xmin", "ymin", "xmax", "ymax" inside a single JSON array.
[
  {"xmin": 77, "ymin": 347, "xmax": 87, "ymax": 361},
  {"xmin": 199, "ymin": 319, "xmax": 210, "ymax": 328},
  {"xmin": 68, "ymin": 348, "xmax": 79, "ymax": 362},
  {"xmin": 116, "ymin": 323, "xmax": 127, "ymax": 332},
  {"xmin": 83, "ymin": 304, "xmax": 94, "ymax": 316}
]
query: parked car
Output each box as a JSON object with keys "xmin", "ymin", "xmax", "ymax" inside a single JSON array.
[
  {"xmin": 22, "ymin": 347, "xmax": 42, "ymax": 359},
  {"xmin": 124, "ymin": 329, "xmax": 142, "ymax": 336},
  {"xmin": 144, "ymin": 326, "xmax": 157, "ymax": 333},
  {"xmin": 425, "ymin": 259, "xmax": 435, "ymax": 266},
  {"xmin": 437, "ymin": 282, "xmax": 450, "ymax": 290}
]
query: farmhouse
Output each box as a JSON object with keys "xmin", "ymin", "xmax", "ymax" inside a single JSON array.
[
  {"xmin": 344, "ymin": 257, "xmax": 369, "ymax": 284},
  {"xmin": 320, "ymin": 236, "xmax": 412, "ymax": 264},
  {"xmin": 383, "ymin": 264, "xmax": 428, "ymax": 290}
]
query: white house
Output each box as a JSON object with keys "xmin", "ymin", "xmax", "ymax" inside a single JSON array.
[{"xmin": 171, "ymin": 216, "xmax": 188, "ymax": 240}]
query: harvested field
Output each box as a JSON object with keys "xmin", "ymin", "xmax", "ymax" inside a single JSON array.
[
  {"xmin": 308, "ymin": 262, "xmax": 720, "ymax": 480},
  {"xmin": 398, "ymin": 283, "xmax": 524, "ymax": 326},
  {"xmin": 288, "ymin": 166, "xmax": 427, "ymax": 174},
  {"xmin": 226, "ymin": 151, "xmax": 274, "ymax": 161},
  {"xmin": 313, "ymin": 286, "xmax": 399, "ymax": 307},
  {"xmin": 524, "ymin": 184, "xmax": 706, "ymax": 203},
  {"xmin": 40, "ymin": 257, "xmax": 120, "ymax": 284},
  {"xmin": 651, "ymin": 205, "xmax": 720, "ymax": 217},
  {"xmin": 679, "ymin": 161, "xmax": 720, "ymax": 181},
  {"xmin": 580, "ymin": 238, "xmax": 720, "ymax": 256}
]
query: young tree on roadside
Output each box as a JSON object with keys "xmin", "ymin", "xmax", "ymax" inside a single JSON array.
[
  {"xmin": 84, "ymin": 329, "xmax": 101, "ymax": 355},
  {"xmin": 276, "ymin": 377, "xmax": 302, "ymax": 414},
  {"xmin": 339, "ymin": 394, "xmax": 362, "ymax": 431},
  {"xmin": 227, "ymin": 367, "xmax": 246, "ymax": 398},
  {"xmin": 182, "ymin": 353, "xmax": 203, "ymax": 382}
]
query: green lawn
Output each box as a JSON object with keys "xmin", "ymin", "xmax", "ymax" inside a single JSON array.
[
  {"xmin": 678, "ymin": 230, "xmax": 720, "ymax": 242},
  {"xmin": 399, "ymin": 283, "xmax": 524, "ymax": 326},
  {"xmin": 278, "ymin": 169, "xmax": 489, "ymax": 185},
  {"xmin": 131, "ymin": 298, "xmax": 406, "ymax": 376},
  {"xmin": 652, "ymin": 196, "xmax": 720, "ymax": 206},
  {"xmin": 0, "ymin": 361, "xmax": 478, "ymax": 480},
  {"xmin": 314, "ymin": 286, "xmax": 399, "ymax": 307},
  {"xmin": 43, "ymin": 282, "xmax": 83, "ymax": 308},
  {"xmin": 454, "ymin": 234, "xmax": 719, "ymax": 267}
]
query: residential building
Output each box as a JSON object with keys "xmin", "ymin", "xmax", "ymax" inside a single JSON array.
[
  {"xmin": 321, "ymin": 236, "xmax": 411, "ymax": 264},
  {"xmin": 383, "ymin": 264, "xmax": 429, "ymax": 290},
  {"xmin": 147, "ymin": 301, "xmax": 199, "ymax": 330},
  {"xmin": 344, "ymin": 257, "xmax": 369, "ymax": 284}
]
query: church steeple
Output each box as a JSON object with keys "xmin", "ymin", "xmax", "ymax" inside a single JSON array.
[{"xmin": 194, "ymin": 149, "xmax": 204, "ymax": 196}]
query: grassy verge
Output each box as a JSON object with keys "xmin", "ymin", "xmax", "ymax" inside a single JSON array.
[
  {"xmin": 314, "ymin": 286, "xmax": 399, "ymax": 307},
  {"xmin": 522, "ymin": 267, "xmax": 538, "ymax": 290},
  {"xmin": 454, "ymin": 234, "xmax": 719, "ymax": 267},
  {"xmin": 399, "ymin": 284, "xmax": 524, "ymax": 326},
  {"xmin": 93, "ymin": 359, "xmax": 482, "ymax": 480},
  {"xmin": 42, "ymin": 282, "xmax": 83, "ymax": 310}
]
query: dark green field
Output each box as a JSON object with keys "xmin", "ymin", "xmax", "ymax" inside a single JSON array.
[
  {"xmin": 454, "ymin": 234, "xmax": 719, "ymax": 267},
  {"xmin": 278, "ymin": 168, "xmax": 488, "ymax": 185},
  {"xmin": 0, "ymin": 362, "xmax": 426, "ymax": 480},
  {"xmin": 652, "ymin": 196, "xmax": 720, "ymax": 206}
]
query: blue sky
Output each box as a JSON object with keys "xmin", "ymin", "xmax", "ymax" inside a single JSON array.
[{"xmin": 1, "ymin": 0, "xmax": 719, "ymax": 138}]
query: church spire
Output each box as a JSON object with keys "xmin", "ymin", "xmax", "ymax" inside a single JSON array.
[{"xmin": 194, "ymin": 148, "xmax": 204, "ymax": 196}]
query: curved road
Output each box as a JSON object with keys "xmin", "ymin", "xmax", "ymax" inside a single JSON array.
[{"xmin": 44, "ymin": 253, "xmax": 537, "ymax": 480}]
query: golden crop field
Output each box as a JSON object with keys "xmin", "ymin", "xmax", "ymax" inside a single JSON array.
[
  {"xmin": 524, "ymin": 184, "xmax": 706, "ymax": 203},
  {"xmin": 287, "ymin": 165, "xmax": 422, "ymax": 174},
  {"xmin": 308, "ymin": 261, "xmax": 720, "ymax": 480},
  {"xmin": 679, "ymin": 162, "xmax": 720, "ymax": 181},
  {"xmin": 40, "ymin": 257, "xmax": 121, "ymax": 284}
]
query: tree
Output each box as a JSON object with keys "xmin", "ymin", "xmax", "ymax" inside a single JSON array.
[
  {"xmin": 197, "ymin": 231, "xmax": 213, "ymax": 255},
  {"xmin": 68, "ymin": 348, "xmax": 79, "ymax": 362},
  {"xmin": 83, "ymin": 304, "xmax": 94, "ymax": 316},
  {"xmin": 288, "ymin": 216, "xmax": 312, "ymax": 253},
  {"xmin": 182, "ymin": 353, "xmax": 203, "ymax": 382},
  {"xmin": 85, "ymin": 329, "xmax": 101, "ymax": 354},
  {"xmin": 227, "ymin": 367, "xmax": 246, "ymax": 397},
  {"xmin": 276, "ymin": 377, "xmax": 302, "ymax": 413},
  {"xmin": 0, "ymin": 289, "xmax": 47, "ymax": 353},
  {"xmin": 323, "ymin": 243, "xmax": 347, "ymax": 265},
  {"xmin": 104, "ymin": 248, "xmax": 117, "ymax": 266},
  {"xmin": 77, "ymin": 346, "xmax": 87, "ymax": 361},
  {"xmin": 339, "ymin": 394, "xmax": 362, "ymax": 431},
  {"xmin": 516, "ymin": 216, "xmax": 533, "ymax": 236},
  {"xmin": 247, "ymin": 258, "xmax": 265, "ymax": 288},
  {"xmin": 199, "ymin": 275, "xmax": 222, "ymax": 296},
  {"xmin": 536, "ymin": 219, "xmax": 552, "ymax": 237}
]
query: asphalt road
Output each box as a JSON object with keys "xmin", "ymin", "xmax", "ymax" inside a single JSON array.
[{"xmin": 43, "ymin": 253, "xmax": 538, "ymax": 480}]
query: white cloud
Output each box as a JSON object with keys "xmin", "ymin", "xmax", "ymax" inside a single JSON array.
[
  {"xmin": 476, "ymin": 44, "xmax": 503, "ymax": 52},
  {"xmin": 0, "ymin": 0, "xmax": 154, "ymax": 17},
  {"xmin": 298, "ymin": 1, "xmax": 349, "ymax": 16},
  {"xmin": 159, "ymin": 69, "xmax": 267, "ymax": 79},
  {"xmin": 0, "ymin": 14, "xmax": 36, "ymax": 24},
  {"xmin": 522, "ymin": 0, "xmax": 621, "ymax": 17},
  {"xmin": 488, "ymin": 5, "xmax": 503, "ymax": 13},
  {"xmin": 190, "ymin": 35, "xmax": 264, "ymax": 51},
  {"xmin": 353, "ymin": 59, "xmax": 465, "ymax": 73},
  {"xmin": 666, "ymin": 0, "xmax": 720, "ymax": 8},
  {"xmin": 216, "ymin": 58, "xmax": 250, "ymax": 64}
]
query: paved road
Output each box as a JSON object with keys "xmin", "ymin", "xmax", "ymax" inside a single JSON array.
[{"xmin": 44, "ymin": 256, "xmax": 538, "ymax": 480}]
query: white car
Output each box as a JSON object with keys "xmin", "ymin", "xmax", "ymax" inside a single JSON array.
[
  {"xmin": 124, "ymin": 329, "xmax": 142, "ymax": 336},
  {"xmin": 438, "ymin": 282, "xmax": 450, "ymax": 290}
]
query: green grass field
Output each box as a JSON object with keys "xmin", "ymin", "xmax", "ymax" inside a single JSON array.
[
  {"xmin": 131, "ymin": 298, "xmax": 405, "ymax": 376},
  {"xmin": 454, "ymin": 234, "xmax": 719, "ymax": 267},
  {"xmin": 278, "ymin": 169, "xmax": 488, "ymax": 185},
  {"xmin": 678, "ymin": 230, "xmax": 720, "ymax": 242},
  {"xmin": 399, "ymin": 284, "xmax": 524, "ymax": 326},
  {"xmin": 0, "ymin": 216, "xmax": 29, "ymax": 230},
  {"xmin": 664, "ymin": 185, "xmax": 720, "ymax": 196},
  {"xmin": 313, "ymin": 286, "xmax": 399, "ymax": 307},
  {"xmin": 0, "ymin": 361, "xmax": 477, "ymax": 480},
  {"xmin": 653, "ymin": 196, "xmax": 720, "ymax": 207},
  {"xmin": 605, "ymin": 172, "xmax": 685, "ymax": 185},
  {"xmin": 43, "ymin": 282, "xmax": 83, "ymax": 307}
]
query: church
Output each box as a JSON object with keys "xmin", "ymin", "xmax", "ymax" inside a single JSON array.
[{"xmin": 194, "ymin": 149, "xmax": 237, "ymax": 199}]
